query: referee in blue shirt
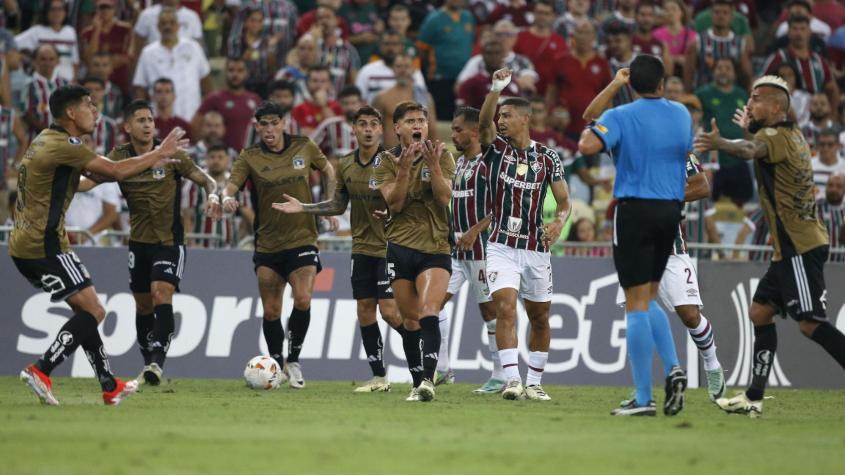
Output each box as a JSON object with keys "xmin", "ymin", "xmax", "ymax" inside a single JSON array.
[{"xmin": 579, "ymin": 55, "xmax": 692, "ymax": 416}]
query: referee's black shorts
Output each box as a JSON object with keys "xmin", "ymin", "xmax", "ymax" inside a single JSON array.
[{"xmin": 612, "ymin": 198, "xmax": 683, "ymax": 289}]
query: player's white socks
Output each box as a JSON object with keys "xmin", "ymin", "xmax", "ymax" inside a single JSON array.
[
  {"xmin": 498, "ymin": 348, "xmax": 521, "ymax": 382},
  {"xmin": 437, "ymin": 310, "xmax": 450, "ymax": 373},
  {"xmin": 526, "ymin": 351, "xmax": 548, "ymax": 386},
  {"xmin": 689, "ymin": 315, "xmax": 721, "ymax": 371},
  {"xmin": 486, "ymin": 319, "xmax": 504, "ymax": 380}
]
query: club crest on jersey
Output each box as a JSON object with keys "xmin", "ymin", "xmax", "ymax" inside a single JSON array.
[
  {"xmin": 487, "ymin": 272, "xmax": 497, "ymax": 283},
  {"xmin": 373, "ymin": 155, "xmax": 381, "ymax": 168},
  {"xmin": 463, "ymin": 169, "xmax": 473, "ymax": 180},
  {"xmin": 421, "ymin": 167, "xmax": 431, "ymax": 181},
  {"xmin": 531, "ymin": 161, "xmax": 542, "ymax": 173},
  {"xmin": 516, "ymin": 163, "xmax": 528, "ymax": 176},
  {"xmin": 369, "ymin": 177, "xmax": 377, "ymax": 190},
  {"xmin": 68, "ymin": 136, "xmax": 82, "ymax": 145},
  {"xmin": 152, "ymin": 167, "xmax": 166, "ymax": 180},
  {"xmin": 293, "ymin": 157, "xmax": 305, "ymax": 169}
]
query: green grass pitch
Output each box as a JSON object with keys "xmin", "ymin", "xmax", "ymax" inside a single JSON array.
[{"xmin": 1, "ymin": 377, "xmax": 844, "ymax": 475}]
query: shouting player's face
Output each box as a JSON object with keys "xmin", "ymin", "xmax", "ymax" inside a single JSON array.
[
  {"xmin": 497, "ymin": 104, "xmax": 529, "ymax": 139},
  {"xmin": 124, "ymin": 108, "xmax": 155, "ymax": 145},
  {"xmin": 746, "ymin": 86, "xmax": 787, "ymax": 133},
  {"xmin": 395, "ymin": 110, "xmax": 428, "ymax": 145},
  {"xmin": 68, "ymin": 95, "xmax": 99, "ymax": 135},
  {"xmin": 353, "ymin": 115, "xmax": 382, "ymax": 149},
  {"xmin": 256, "ymin": 114, "xmax": 286, "ymax": 149}
]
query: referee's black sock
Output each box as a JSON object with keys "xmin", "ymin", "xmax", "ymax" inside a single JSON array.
[
  {"xmin": 360, "ymin": 323, "xmax": 387, "ymax": 377},
  {"xmin": 402, "ymin": 329, "xmax": 423, "ymax": 387},
  {"xmin": 81, "ymin": 332, "xmax": 117, "ymax": 392},
  {"xmin": 287, "ymin": 307, "xmax": 311, "ymax": 363},
  {"xmin": 420, "ymin": 316, "xmax": 441, "ymax": 382},
  {"xmin": 810, "ymin": 322, "xmax": 845, "ymax": 370},
  {"xmin": 263, "ymin": 317, "xmax": 285, "ymax": 367},
  {"xmin": 746, "ymin": 323, "xmax": 777, "ymax": 401},
  {"xmin": 135, "ymin": 312, "xmax": 155, "ymax": 366},
  {"xmin": 151, "ymin": 304, "xmax": 174, "ymax": 367},
  {"xmin": 36, "ymin": 311, "xmax": 98, "ymax": 376}
]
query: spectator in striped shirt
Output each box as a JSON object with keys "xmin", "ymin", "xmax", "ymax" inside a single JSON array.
[
  {"xmin": 19, "ymin": 44, "xmax": 68, "ymax": 141},
  {"xmin": 274, "ymin": 34, "xmax": 320, "ymax": 106},
  {"xmin": 313, "ymin": 4, "xmax": 361, "ymax": 96},
  {"xmin": 817, "ymin": 172, "xmax": 845, "ymax": 262},
  {"xmin": 811, "ymin": 128, "xmax": 845, "ymax": 200},
  {"xmin": 81, "ymin": 77, "xmax": 119, "ymax": 156},
  {"xmin": 227, "ymin": 0, "xmax": 298, "ymax": 78},
  {"xmin": 801, "ymin": 94, "xmax": 838, "ymax": 151},
  {"xmin": 604, "ymin": 21, "xmax": 637, "ymax": 107},
  {"xmin": 192, "ymin": 111, "xmax": 237, "ymax": 167},
  {"xmin": 87, "ymin": 52, "xmax": 126, "ymax": 121},
  {"xmin": 311, "ymin": 85, "xmax": 360, "ymax": 159},
  {"xmin": 15, "ymin": 0, "xmax": 79, "ymax": 82}
]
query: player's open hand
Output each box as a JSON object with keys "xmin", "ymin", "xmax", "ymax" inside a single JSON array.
[
  {"xmin": 693, "ymin": 118, "xmax": 721, "ymax": 153},
  {"xmin": 158, "ymin": 127, "xmax": 190, "ymax": 157},
  {"xmin": 421, "ymin": 140, "xmax": 444, "ymax": 169},
  {"xmin": 456, "ymin": 230, "xmax": 478, "ymax": 252},
  {"xmin": 271, "ymin": 193, "xmax": 304, "ymax": 213},
  {"xmin": 732, "ymin": 105, "xmax": 750, "ymax": 130},
  {"xmin": 613, "ymin": 68, "xmax": 630, "ymax": 85},
  {"xmin": 396, "ymin": 142, "xmax": 418, "ymax": 170}
]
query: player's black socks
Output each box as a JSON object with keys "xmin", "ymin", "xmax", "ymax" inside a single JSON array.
[
  {"xmin": 287, "ymin": 307, "xmax": 310, "ymax": 363},
  {"xmin": 420, "ymin": 316, "xmax": 441, "ymax": 382},
  {"xmin": 135, "ymin": 312, "xmax": 155, "ymax": 365},
  {"xmin": 810, "ymin": 322, "xmax": 845, "ymax": 370},
  {"xmin": 36, "ymin": 311, "xmax": 98, "ymax": 376},
  {"xmin": 402, "ymin": 329, "xmax": 423, "ymax": 387},
  {"xmin": 263, "ymin": 317, "xmax": 285, "ymax": 367},
  {"xmin": 151, "ymin": 304, "xmax": 175, "ymax": 367},
  {"xmin": 81, "ymin": 332, "xmax": 117, "ymax": 392},
  {"xmin": 392, "ymin": 324, "xmax": 406, "ymax": 338},
  {"xmin": 746, "ymin": 323, "xmax": 777, "ymax": 401},
  {"xmin": 360, "ymin": 323, "xmax": 386, "ymax": 377}
]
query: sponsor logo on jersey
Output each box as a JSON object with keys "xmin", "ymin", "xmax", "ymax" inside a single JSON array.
[
  {"xmin": 498, "ymin": 172, "xmax": 543, "ymax": 190},
  {"xmin": 507, "ymin": 217, "xmax": 522, "ymax": 233},
  {"xmin": 293, "ymin": 157, "xmax": 305, "ymax": 169},
  {"xmin": 452, "ymin": 189, "xmax": 474, "ymax": 198}
]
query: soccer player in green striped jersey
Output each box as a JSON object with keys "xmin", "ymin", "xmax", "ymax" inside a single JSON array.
[{"xmin": 818, "ymin": 173, "xmax": 844, "ymax": 263}]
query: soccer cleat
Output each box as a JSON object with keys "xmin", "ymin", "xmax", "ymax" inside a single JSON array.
[
  {"xmin": 716, "ymin": 392, "xmax": 763, "ymax": 418},
  {"xmin": 285, "ymin": 362, "xmax": 305, "ymax": 389},
  {"xmin": 663, "ymin": 366, "xmax": 687, "ymax": 416},
  {"xmin": 705, "ymin": 367, "xmax": 726, "ymax": 401},
  {"xmin": 501, "ymin": 379, "xmax": 525, "ymax": 400},
  {"xmin": 417, "ymin": 379, "xmax": 436, "ymax": 402},
  {"xmin": 142, "ymin": 363, "xmax": 163, "ymax": 386},
  {"xmin": 524, "ymin": 384, "xmax": 551, "ymax": 401},
  {"xmin": 354, "ymin": 376, "xmax": 390, "ymax": 393},
  {"xmin": 472, "ymin": 378, "xmax": 505, "ymax": 394},
  {"xmin": 103, "ymin": 378, "xmax": 139, "ymax": 406},
  {"xmin": 20, "ymin": 365, "xmax": 59, "ymax": 406},
  {"xmin": 618, "ymin": 390, "xmax": 636, "ymax": 407},
  {"xmin": 433, "ymin": 369, "xmax": 455, "ymax": 386},
  {"xmin": 611, "ymin": 399, "xmax": 657, "ymax": 416},
  {"xmin": 405, "ymin": 387, "xmax": 421, "ymax": 402}
]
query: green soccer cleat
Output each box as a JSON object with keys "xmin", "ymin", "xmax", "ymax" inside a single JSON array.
[
  {"xmin": 705, "ymin": 367, "xmax": 726, "ymax": 401},
  {"xmin": 433, "ymin": 369, "xmax": 455, "ymax": 386},
  {"xmin": 472, "ymin": 378, "xmax": 505, "ymax": 394}
]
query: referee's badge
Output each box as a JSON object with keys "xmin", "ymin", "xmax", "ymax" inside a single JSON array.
[
  {"xmin": 516, "ymin": 163, "xmax": 528, "ymax": 176},
  {"xmin": 293, "ymin": 157, "xmax": 305, "ymax": 169}
]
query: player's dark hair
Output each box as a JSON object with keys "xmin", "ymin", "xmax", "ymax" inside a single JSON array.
[
  {"xmin": 454, "ymin": 106, "xmax": 480, "ymax": 124},
  {"xmin": 393, "ymin": 101, "xmax": 427, "ymax": 123},
  {"xmin": 353, "ymin": 106, "xmax": 382, "ymax": 123},
  {"xmin": 788, "ymin": 14, "xmax": 811, "ymax": 27},
  {"xmin": 153, "ymin": 77, "xmax": 175, "ymax": 89},
  {"xmin": 254, "ymin": 101, "xmax": 288, "ymax": 120},
  {"xmin": 122, "ymin": 99, "xmax": 154, "ymax": 121},
  {"xmin": 207, "ymin": 142, "xmax": 230, "ymax": 155},
  {"xmin": 500, "ymin": 97, "xmax": 531, "ymax": 114},
  {"xmin": 80, "ymin": 76, "xmax": 105, "ymax": 88},
  {"xmin": 339, "ymin": 85, "xmax": 362, "ymax": 100},
  {"xmin": 268, "ymin": 79, "xmax": 296, "ymax": 96},
  {"xmin": 630, "ymin": 54, "xmax": 665, "ymax": 94},
  {"xmin": 49, "ymin": 85, "xmax": 91, "ymax": 121}
]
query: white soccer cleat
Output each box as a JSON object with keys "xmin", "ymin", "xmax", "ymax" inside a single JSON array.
[
  {"xmin": 716, "ymin": 392, "xmax": 763, "ymax": 418},
  {"xmin": 417, "ymin": 379, "xmax": 436, "ymax": 402},
  {"xmin": 501, "ymin": 379, "xmax": 525, "ymax": 400},
  {"xmin": 20, "ymin": 365, "xmax": 59, "ymax": 406},
  {"xmin": 524, "ymin": 384, "xmax": 551, "ymax": 401},
  {"xmin": 405, "ymin": 387, "xmax": 421, "ymax": 402},
  {"xmin": 142, "ymin": 363, "xmax": 163, "ymax": 386},
  {"xmin": 705, "ymin": 367, "xmax": 726, "ymax": 401},
  {"xmin": 285, "ymin": 362, "xmax": 305, "ymax": 389},
  {"xmin": 354, "ymin": 376, "xmax": 390, "ymax": 393}
]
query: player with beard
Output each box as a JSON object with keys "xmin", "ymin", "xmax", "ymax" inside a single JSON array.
[
  {"xmin": 14, "ymin": 85, "xmax": 188, "ymax": 405},
  {"xmin": 211, "ymin": 102, "xmax": 336, "ymax": 389},
  {"xmin": 479, "ymin": 69, "xmax": 571, "ymax": 401},
  {"xmin": 79, "ymin": 99, "xmax": 217, "ymax": 385},
  {"xmin": 373, "ymin": 101, "xmax": 455, "ymax": 402},
  {"xmin": 696, "ymin": 76, "xmax": 845, "ymax": 417},
  {"xmin": 433, "ymin": 106, "xmax": 505, "ymax": 394},
  {"xmin": 273, "ymin": 106, "xmax": 404, "ymax": 392}
]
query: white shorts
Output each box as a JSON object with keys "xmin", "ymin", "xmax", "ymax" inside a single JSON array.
[
  {"xmin": 615, "ymin": 253, "xmax": 703, "ymax": 309},
  {"xmin": 485, "ymin": 242, "xmax": 553, "ymax": 302},
  {"xmin": 447, "ymin": 258, "xmax": 492, "ymax": 303}
]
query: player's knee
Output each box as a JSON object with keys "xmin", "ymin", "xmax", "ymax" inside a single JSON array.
[
  {"xmin": 676, "ymin": 307, "xmax": 700, "ymax": 328},
  {"xmin": 749, "ymin": 306, "xmax": 775, "ymax": 327},
  {"xmin": 150, "ymin": 287, "xmax": 174, "ymax": 306},
  {"xmin": 292, "ymin": 292, "xmax": 312, "ymax": 310},
  {"xmin": 262, "ymin": 301, "xmax": 282, "ymax": 319}
]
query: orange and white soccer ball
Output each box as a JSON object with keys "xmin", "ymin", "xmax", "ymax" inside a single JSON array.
[{"xmin": 243, "ymin": 355, "xmax": 283, "ymax": 390}]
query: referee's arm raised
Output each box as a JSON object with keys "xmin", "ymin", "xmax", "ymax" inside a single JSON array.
[{"xmin": 479, "ymin": 68, "xmax": 512, "ymax": 146}]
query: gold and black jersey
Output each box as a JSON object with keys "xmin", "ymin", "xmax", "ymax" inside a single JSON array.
[
  {"xmin": 9, "ymin": 125, "xmax": 97, "ymax": 259},
  {"xmin": 109, "ymin": 143, "xmax": 198, "ymax": 246},
  {"xmin": 753, "ymin": 123, "xmax": 829, "ymax": 261},
  {"xmin": 373, "ymin": 145, "xmax": 456, "ymax": 255},
  {"xmin": 229, "ymin": 135, "xmax": 328, "ymax": 253},
  {"xmin": 337, "ymin": 148, "xmax": 388, "ymax": 257}
]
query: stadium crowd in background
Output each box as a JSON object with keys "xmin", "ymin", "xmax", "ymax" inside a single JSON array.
[{"xmin": 0, "ymin": 0, "xmax": 843, "ymax": 260}]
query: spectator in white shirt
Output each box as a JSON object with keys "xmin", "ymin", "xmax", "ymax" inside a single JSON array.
[
  {"xmin": 66, "ymin": 137, "xmax": 122, "ymax": 246},
  {"xmin": 455, "ymin": 20, "xmax": 537, "ymax": 95},
  {"xmin": 813, "ymin": 128, "xmax": 845, "ymax": 200},
  {"xmin": 15, "ymin": 0, "xmax": 79, "ymax": 82},
  {"xmin": 133, "ymin": 0, "xmax": 203, "ymax": 56},
  {"xmin": 132, "ymin": 7, "xmax": 211, "ymax": 122},
  {"xmin": 354, "ymin": 30, "xmax": 427, "ymax": 103}
]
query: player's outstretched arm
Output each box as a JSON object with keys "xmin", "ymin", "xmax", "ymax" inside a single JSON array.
[
  {"xmin": 582, "ymin": 68, "xmax": 629, "ymax": 123},
  {"xmin": 479, "ymin": 68, "xmax": 511, "ymax": 146},
  {"xmin": 694, "ymin": 118, "xmax": 767, "ymax": 161},
  {"xmin": 272, "ymin": 189, "xmax": 350, "ymax": 216},
  {"xmin": 83, "ymin": 127, "xmax": 189, "ymax": 181}
]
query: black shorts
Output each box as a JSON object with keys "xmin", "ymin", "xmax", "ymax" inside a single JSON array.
[
  {"xmin": 253, "ymin": 245, "xmax": 322, "ymax": 280},
  {"xmin": 386, "ymin": 242, "xmax": 451, "ymax": 282},
  {"xmin": 753, "ymin": 246, "xmax": 829, "ymax": 322},
  {"xmin": 128, "ymin": 241, "xmax": 186, "ymax": 293},
  {"xmin": 13, "ymin": 251, "xmax": 93, "ymax": 302},
  {"xmin": 613, "ymin": 198, "xmax": 683, "ymax": 289},
  {"xmin": 351, "ymin": 254, "xmax": 393, "ymax": 300}
]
